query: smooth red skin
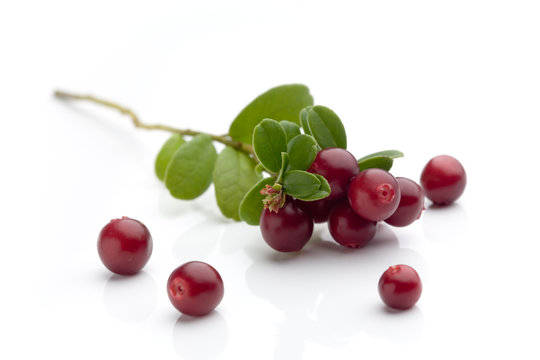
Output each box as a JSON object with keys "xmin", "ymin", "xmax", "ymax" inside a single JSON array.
[
  {"xmin": 295, "ymin": 197, "xmax": 338, "ymax": 223},
  {"xmin": 260, "ymin": 201, "xmax": 314, "ymax": 252},
  {"xmin": 378, "ymin": 264, "xmax": 422, "ymax": 310},
  {"xmin": 385, "ymin": 177, "xmax": 425, "ymax": 227},
  {"xmin": 97, "ymin": 217, "xmax": 153, "ymax": 275},
  {"xmin": 420, "ymin": 155, "xmax": 466, "ymax": 205},
  {"xmin": 328, "ymin": 201, "xmax": 377, "ymax": 248},
  {"xmin": 307, "ymin": 148, "xmax": 359, "ymax": 200},
  {"xmin": 348, "ymin": 168, "xmax": 401, "ymax": 222},
  {"xmin": 167, "ymin": 261, "xmax": 224, "ymax": 316}
]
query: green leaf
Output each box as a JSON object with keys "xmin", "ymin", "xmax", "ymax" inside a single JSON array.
[
  {"xmin": 282, "ymin": 170, "xmax": 322, "ymax": 197},
  {"xmin": 253, "ymin": 119, "xmax": 287, "ymax": 173},
  {"xmin": 296, "ymin": 174, "xmax": 331, "ymax": 201},
  {"xmin": 276, "ymin": 152, "xmax": 289, "ymax": 183},
  {"xmin": 229, "ymin": 84, "xmax": 314, "ymax": 144},
  {"xmin": 305, "ymin": 106, "xmax": 347, "ymax": 149},
  {"xmin": 279, "ymin": 120, "xmax": 301, "ymax": 143},
  {"xmin": 239, "ymin": 177, "xmax": 275, "ymax": 225},
  {"xmin": 154, "ymin": 134, "xmax": 185, "ymax": 181},
  {"xmin": 164, "ymin": 134, "xmax": 217, "ymax": 199},
  {"xmin": 299, "ymin": 106, "xmax": 312, "ymax": 135},
  {"xmin": 286, "ymin": 134, "xmax": 318, "ymax": 171},
  {"xmin": 357, "ymin": 150, "xmax": 404, "ymax": 171},
  {"xmin": 213, "ymin": 146, "xmax": 262, "ymax": 221}
]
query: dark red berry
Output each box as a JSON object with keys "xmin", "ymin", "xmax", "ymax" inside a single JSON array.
[
  {"xmin": 167, "ymin": 261, "xmax": 224, "ymax": 316},
  {"xmin": 97, "ymin": 216, "xmax": 153, "ymax": 275},
  {"xmin": 328, "ymin": 201, "xmax": 377, "ymax": 248},
  {"xmin": 348, "ymin": 168, "xmax": 401, "ymax": 222},
  {"xmin": 307, "ymin": 148, "xmax": 359, "ymax": 200},
  {"xmin": 385, "ymin": 177, "xmax": 425, "ymax": 227},
  {"xmin": 260, "ymin": 201, "xmax": 314, "ymax": 252},
  {"xmin": 420, "ymin": 155, "xmax": 466, "ymax": 205},
  {"xmin": 295, "ymin": 197, "xmax": 338, "ymax": 223},
  {"xmin": 378, "ymin": 264, "xmax": 422, "ymax": 310}
]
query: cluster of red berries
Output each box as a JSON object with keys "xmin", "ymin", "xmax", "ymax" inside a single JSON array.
[{"xmin": 97, "ymin": 153, "xmax": 465, "ymax": 313}]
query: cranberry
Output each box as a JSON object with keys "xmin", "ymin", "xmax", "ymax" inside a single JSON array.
[
  {"xmin": 328, "ymin": 201, "xmax": 377, "ymax": 248},
  {"xmin": 347, "ymin": 168, "xmax": 401, "ymax": 222},
  {"xmin": 97, "ymin": 216, "xmax": 153, "ymax": 275},
  {"xmin": 420, "ymin": 155, "xmax": 466, "ymax": 205},
  {"xmin": 260, "ymin": 201, "xmax": 314, "ymax": 252},
  {"xmin": 385, "ymin": 177, "xmax": 425, "ymax": 227},
  {"xmin": 307, "ymin": 148, "xmax": 359, "ymax": 200},
  {"xmin": 167, "ymin": 261, "xmax": 224, "ymax": 316},
  {"xmin": 295, "ymin": 197, "xmax": 338, "ymax": 223},
  {"xmin": 378, "ymin": 264, "xmax": 422, "ymax": 310}
]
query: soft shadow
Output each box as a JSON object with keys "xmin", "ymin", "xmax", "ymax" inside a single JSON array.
[
  {"xmin": 422, "ymin": 202, "xmax": 469, "ymax": 242},
  {"xmin": 172, "ymin": 311, "xmax": 229, "ymax": 359},
  {"xmin": 102, "ymin": 271, "xmax": 158, "ymax": 322},
  {"xmin": 362, "ymin": 304, "xmax": 424, "ymax": 343}
]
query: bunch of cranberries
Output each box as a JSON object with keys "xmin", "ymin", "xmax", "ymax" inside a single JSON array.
[{"xmin": 97, "ymin": 153, "xmax": 465, "ymax": 313}]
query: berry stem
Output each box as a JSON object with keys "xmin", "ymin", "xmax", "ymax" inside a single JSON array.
[{"xmin": 53, "ymin": 90, "xmax": 254, "ymax": 155}]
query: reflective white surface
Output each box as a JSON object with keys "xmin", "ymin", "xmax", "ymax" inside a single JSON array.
[{"xmin": 1, "ymin": 1, "xmax": 540, "ymax": 359}]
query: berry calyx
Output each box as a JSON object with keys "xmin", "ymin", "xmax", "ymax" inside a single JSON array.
[
  {"xmin": 167, "ymin": 261, "xmax": 224, "ymax": 316},
  {"xmin": 307, "ymin": 148, "xmax": 359, "ymax": 200},
  {"xmin": 259, "ymin": 200, "xmax": 314, "ymax": 252},
  {"xmin": 348, "ymin": 168, "xmax": 401, "ymax": 222},
  {"xmin": 260, "ymin": 183, "xmax": 285, "ymax": 213},
  {"xmin": 385, "ymin": 177, "xmax": 425, "ymax": 227},
  {"xmin": 328, "ymin": 201, "xmax": 377, "ymax": 248},
  {"xmin": 420, "ymin": 155, "xmax": 466, "ymax": 205},
  {"xmin": 378, "ymin": 264, "xmax": 422, "ymax": 310},
  {"xmin": 97, "ymin": 216, "xmax": 153, "ymax": 275}
]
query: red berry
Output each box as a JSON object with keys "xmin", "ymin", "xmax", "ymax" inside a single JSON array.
[
  {"xmin": 307, "ymin": 148, "xmax": 359, "ymax": 200},
  {"xmin": 167, "ymin": 261, "xmax": 224, "ymax": 316},
  {"xmin": 328, "ymin": 201, "xmax": 377, "ymax": 248},
  {"xmin": 295, "ymin": 197, "xmax": 338, "ymax": 223},
  {"xmin": 260, "ymin": 201, "xmax": 314, "ymax": 252},
  {"xmin": 420, "ymin": 155, "xmax": 466, "ymax": 205},
  {"xmin": 378, "ymin": 264, "xmax": 422, "ymax": 310},
  {"xmin": 348, "ymin": 168, "xmax": 401, "ymax": 222},
  {"xmin": 385, "ymin": 177, "xmax": 425, "ymax": 227},
  {"xmin": 97, "ymin": 216, "xmax": 153, "ymax": 275}
]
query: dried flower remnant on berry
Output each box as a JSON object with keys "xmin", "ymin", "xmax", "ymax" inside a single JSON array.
[{"xmin": 260, "ymin": 184, "xmax": 285, "ymax": 213}]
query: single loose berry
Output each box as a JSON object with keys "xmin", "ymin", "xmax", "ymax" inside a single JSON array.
[
  {"xmin": 420, "ymin": 155, "xmax": 466, "ymax": 205},
  {"xmin": 167, "ymin": 261, "xmax": 224, "ymax": 316},
  {"xmin": 295, "ymin": 197, "xmax": 338, "ymax": 223},
  {"xmin": 97, "ymin": 216, "xmax": 153, "ymax": 275},
  {"xmin": 385, "ymin": 177, "xmax": 425, "ymax": 227},
  {"xmin": 378, "ymin": 264, "xmax": 422, "ymax": 310},
  {"xmin": 307, "ymin": 148, "xmax": 359, "ymax": 200},
  {"xmin": 328, "ymin": 201, "xmax": 377, "ymax": 248},
  {"xmin": 348, "ymin": 168, "xmax": 401, "ymax": 222},
  {"xmin": 260, "ymin": 200, "xmax": 314, "ymax": 252}
]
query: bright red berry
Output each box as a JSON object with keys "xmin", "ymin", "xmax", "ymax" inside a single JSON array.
[
  {"xmin": 378, "ymin": 264, "xmax": 422, "ymax": 310},
  {"xmin": 260, "ymin": 200, "xmax": 313, "ymax": 252},
  {"xmin": 307, "ymin": 148, "xmax": 359, "ymax": 200},
  {"xmin": 295, "ymin": 197, "xmax": 338, "ymax": 223},
  {"xmin": 167, "ymin": 261, "xmax": 224, "ymax": 316},
  {"xmin": 420, "ymin": 155, "xmax": 466, "ymax": 205},
  {"xmin": 97, "ymin": 216, "xmax": 153, "ymax": 275},
  {"xmin": 328, "ymin": 201, "xmax": 377, "ymax": 248},
  {"xmin": 385, "ymin": 177, "xmax": 425, "ymax": 227},
  {"xmin": 348, "ymin": 168, "xmax": 401, "ymax": 222}
]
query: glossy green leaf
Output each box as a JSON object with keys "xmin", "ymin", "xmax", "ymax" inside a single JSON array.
[
  {"xmin": 295, "ymin": 174, "xmax": 331, "ymax": 201},
  {"xmin": 154, "ymin": 134, "xmax": 185, "ymax": 181},
  {"xmin": 282, "ymin": 170, "xmax": 322, "ymax": 197},
  {"xmin": 299, "ymin": 106, "xmax": 312, "ymax": 135},
  {"xmin": 305, "ymin": 106, "xmax": 347, "ymax": 149},
  {"xmin": 229, "ymin": 84, "xmax": 314, "ymax": 144},
  {"xmin": 279, "ymin": 120, "xmax": 301, "ymax": 143},
  {"xmin": 357, "ymin": 150, "xmax": 404, "ymax": 171},
  {"xmin": 164, "ymin": 134, "xmax": 217, "ymax": 199},
  {"xmin": 239, "ymin": 177, "xmax": 275, "ymax": 225},
  {"xmin": 213, "ymin": 146, "xmax": 262, "ymax": 221},
  {"xmin": 253, "ymin": 119, "xmax": 287, "ymax": 173},
  {"xmin": 286, "ymin": 134, "xmax": 318, "ymax": 171},
  {"xmin": 276, "ymin": 152, "xmax": 289, "ymax": 184}
]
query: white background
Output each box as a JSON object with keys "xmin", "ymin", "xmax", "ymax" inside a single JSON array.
[{"xmin": 1, "ymin": 1, "xmax": 539, "ymax": 359}]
